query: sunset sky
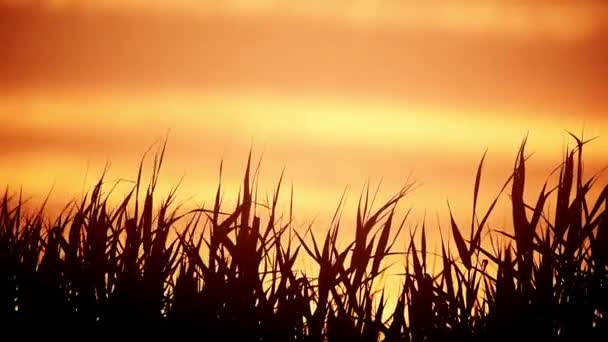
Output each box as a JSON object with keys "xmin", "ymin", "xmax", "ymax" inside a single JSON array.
[{"xmin": 1, "ymin": 0, "xmax": 607, "ymax": 237}]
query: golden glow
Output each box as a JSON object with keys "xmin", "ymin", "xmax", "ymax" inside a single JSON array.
[
  {"xmin": 2, "ymin": 90, "xmax": 607, "ymax": 225},
  {"xmin": 1, "ymin": 0, "xmax": 607, "ymax": 231},
  {"xmin": 10, "ymin": 0, "xmax": 608, "ymax": 41}
]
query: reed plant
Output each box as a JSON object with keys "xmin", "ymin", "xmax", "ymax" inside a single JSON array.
[{"xmin": 0, "ymin": 135, "xmax": 606, "ymax": 341}]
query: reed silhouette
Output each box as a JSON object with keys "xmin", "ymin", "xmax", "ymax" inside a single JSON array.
[{"xmin": 0, "ymin": 135, "xmax": 606, "ymax": 341}]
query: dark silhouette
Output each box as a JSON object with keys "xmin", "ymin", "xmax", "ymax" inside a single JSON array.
[{"xmin": 0, "ymin": 135, "xmax": 607, "ymax": 341}]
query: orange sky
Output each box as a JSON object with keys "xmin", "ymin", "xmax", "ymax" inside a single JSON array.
[{"xmin": 1, "ymin": 1, "xmax": 607, "ymax": 237}]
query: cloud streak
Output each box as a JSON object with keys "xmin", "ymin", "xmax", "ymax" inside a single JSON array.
[{"xmin": 1, "ymin": 2, "xmax": 607, "ymax": 115}]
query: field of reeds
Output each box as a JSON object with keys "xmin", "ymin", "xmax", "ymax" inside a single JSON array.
[{"xmin": 0, "ymin": 134, "xmax": 606, "ymax": 341}]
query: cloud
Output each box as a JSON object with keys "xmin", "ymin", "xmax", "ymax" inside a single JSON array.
[
  {"xmin": 2, "ymin": 3, "xmax": 607, "ymax": 115},
  {"xmin": 6, "ymin": 0, "xmax": 608, "ymax": 40}
]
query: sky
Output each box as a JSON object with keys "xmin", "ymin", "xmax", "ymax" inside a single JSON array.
[{"xmin": 1, "ymin": 1, "xmax": 607, "ymax": 242}]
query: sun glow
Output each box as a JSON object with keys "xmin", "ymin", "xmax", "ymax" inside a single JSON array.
[{"xmin": 2, "ymin": 90, "xmax": 607, "ymax": 224}]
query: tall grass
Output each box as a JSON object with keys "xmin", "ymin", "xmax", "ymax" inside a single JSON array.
[{"xmin": 0, "ymin": 135, "xmax": 606, "ymax": 340}]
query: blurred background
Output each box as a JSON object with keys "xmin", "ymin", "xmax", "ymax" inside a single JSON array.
[{"xmin": 1, "ymin": 0, "xmax": 607, "ymax": 239}]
